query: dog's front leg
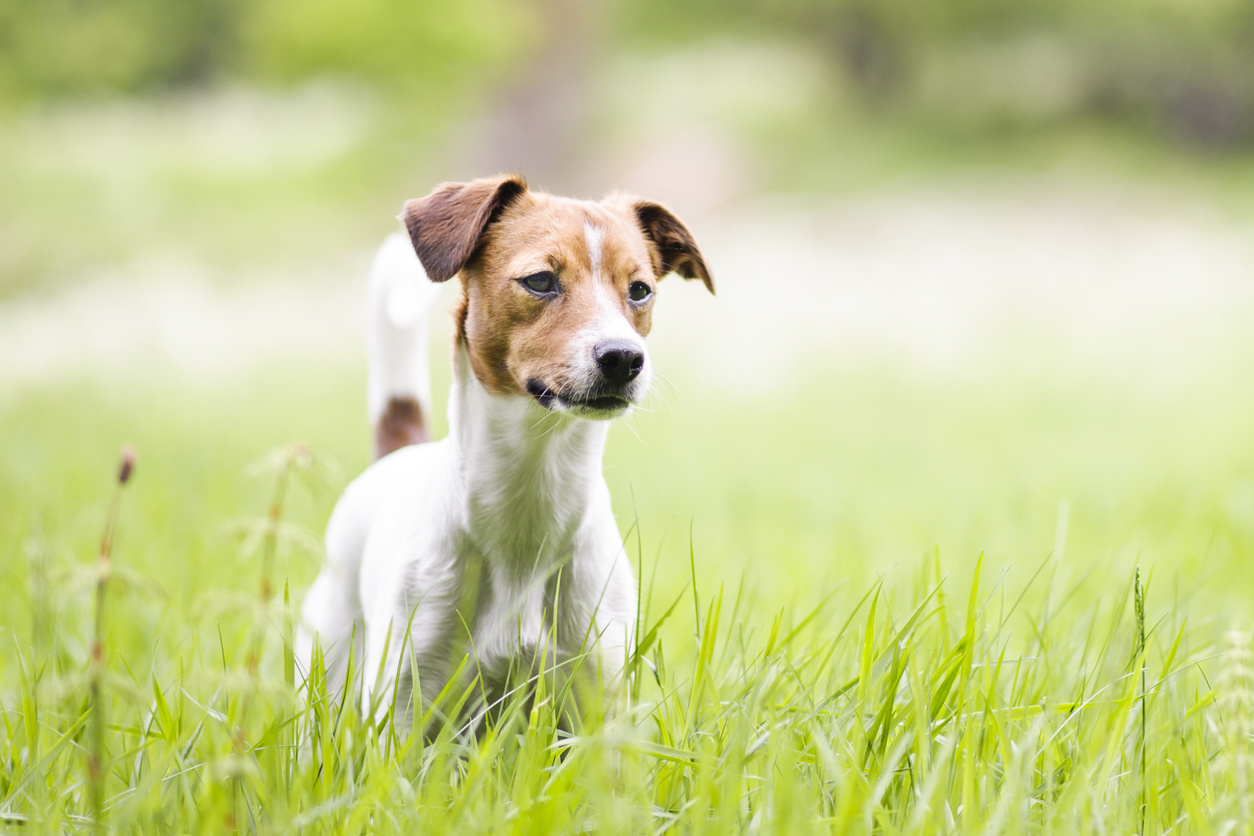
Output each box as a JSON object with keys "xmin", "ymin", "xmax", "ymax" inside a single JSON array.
[
  {"xmin": 558, "ymin": 505, "xmax": 639, "ymax": 697},
  {"xmin": 360, "ymin": 550, "xmax": 467, "ymax": 734}
]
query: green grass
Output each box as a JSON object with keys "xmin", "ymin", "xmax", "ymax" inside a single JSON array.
[{"xmin": 3, "ymin": 346, "xmax": 1254, "ymax": 834}]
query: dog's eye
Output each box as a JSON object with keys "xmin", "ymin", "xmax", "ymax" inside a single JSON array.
[
  {"xmin": 628, "ymin": 281, "xmax": 653, "ymax": 303},
  {"xmin": 519, "ymin": 271, "xmax": 558, "ymax": 296}
]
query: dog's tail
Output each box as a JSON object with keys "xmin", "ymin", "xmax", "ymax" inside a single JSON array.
[{"xmin": 367, "ymin": 233, "xmax": 444, "ymax": 460}]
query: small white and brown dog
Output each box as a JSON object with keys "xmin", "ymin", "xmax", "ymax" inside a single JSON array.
[{"xmin": 297, "ymin": 174, "xmax": 712, "ymax": 728}]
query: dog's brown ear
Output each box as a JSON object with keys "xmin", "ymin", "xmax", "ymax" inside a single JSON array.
[
  {"xmin": 632, "ymin": 200, "xmax": 714, "ymax": 294},
  {"xmin": 400, "ymin": 175, "xmax": 528, "ymax": 282}
]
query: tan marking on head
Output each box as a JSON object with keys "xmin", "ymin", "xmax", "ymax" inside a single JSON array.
[
  {"xmin": 457, "ymin": 193, "xmax": 658, "ymax": 402},
  {"xmin": 400, "ymin": 178, "xmax": 712, "ymax": 409}
]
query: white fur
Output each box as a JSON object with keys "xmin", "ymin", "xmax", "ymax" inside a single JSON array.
[
  {"xmin": 570, "ymin": 268, "xmax": 651, "ymax": 399},
  {"xmin": 299, "ymin": 236, "xmax": 638, "ymax": 730},
  {"xmin": 585, "ymin": 223, "xmax": 604, "ymax": 282},
  {"xmin": 366, "ymin": 233, "xmax": 444, "ymax": 428},
  {"xmin": 559, "ymin": 222, "xmax": 651, "ymax": 401}
]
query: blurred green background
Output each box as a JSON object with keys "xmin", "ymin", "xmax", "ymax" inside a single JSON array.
[
  {"xmin": 6, "ymin": 0, "xmax": 1254, "ymax": 296},
  {"xmin": 4, "ymin": 0, "xmax": 1254, "ymax": 655}
]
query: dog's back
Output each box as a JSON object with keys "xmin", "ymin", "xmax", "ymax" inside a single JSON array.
[{"xmin": 297, "ymin": 235, "xmax": 444, "ymax": 695}]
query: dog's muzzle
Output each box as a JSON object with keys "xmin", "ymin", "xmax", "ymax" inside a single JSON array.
[{"xmin": 525, "ymin": 340, "xmax": 647, "ymax": 417}]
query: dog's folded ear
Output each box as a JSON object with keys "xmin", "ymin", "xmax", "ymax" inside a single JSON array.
[
  {"xmin": 400, "ymin": 175, "xmax": 528, "ymax": 283},
  {"xmin": 631, "ymin": 200, "xmax": 714, "ymax": 294}
]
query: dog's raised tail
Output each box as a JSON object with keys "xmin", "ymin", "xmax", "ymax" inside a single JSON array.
[{"xmin": 368, "ymin": 233, "xmax": 444, "ymax": 460}]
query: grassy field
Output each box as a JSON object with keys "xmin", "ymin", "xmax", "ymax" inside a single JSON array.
[
  {"xmin": 5, "ymin": 68, "xmax": 1254, "ymax": 833},
  {"xmin": 3, "ymin": 330, "xmax": 1254, "ymax": 833}
]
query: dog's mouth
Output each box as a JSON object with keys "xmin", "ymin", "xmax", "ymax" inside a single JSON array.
[
  {"xmin": 564, "ymin": 394, "xmax": 632, "ymax": 413},
  {"xmin": 525, "ymin": 380, "xmax": 634, "ymax": 416}
]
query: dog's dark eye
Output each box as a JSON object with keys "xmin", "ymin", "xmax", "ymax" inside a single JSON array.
[
  {"xmin": 519, "ymin": 271, "xmax": 558, "ymax": 296},
  {"xmin": 628, "ymin": 281, "xmax": 653, "ymax": 303}
]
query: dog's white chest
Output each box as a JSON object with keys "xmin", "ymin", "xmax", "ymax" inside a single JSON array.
[{"xmin": 462, "ymin": 556, "xmax": 555, "ymax": 677}]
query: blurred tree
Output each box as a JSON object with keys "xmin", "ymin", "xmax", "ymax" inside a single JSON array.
[
  {"xmin": 615, "ymin": 0, "xmax": 1254, "ymax": 148},
  {"xmin": 0, "ymin": 0, "xmax": 527, "ymax": 103},
  {"xmin": 466, "ymin": 0, "xmax": 603, "ymax": 191},
  {"xmin": 3, "ymin": 0, "xmax": 1254, "ymax": 149},
  {"xmin": 0, "ymin": 0, "xmax": 241, "ymax": 96},
  {"xmin": 238, "ymin": 0, "xmax": 526, "ymax": 97}
]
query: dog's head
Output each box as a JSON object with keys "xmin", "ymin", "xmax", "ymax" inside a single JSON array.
[{"xmin": 401, "ymin": 175, "xmax": 713, "ymax": 419}]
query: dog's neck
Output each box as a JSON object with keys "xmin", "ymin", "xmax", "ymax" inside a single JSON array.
[{"xmin": 448, "ymin": 344, "xmax": 610, "ymax": 575}]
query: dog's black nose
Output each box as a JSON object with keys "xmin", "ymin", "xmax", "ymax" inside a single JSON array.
[{"xmin": 594, "ymin": 341, "xmax": 644, "ymax": 386}]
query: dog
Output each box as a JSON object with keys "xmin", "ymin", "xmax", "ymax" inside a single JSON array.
[{"xmin": 297, "ymin": 175, "xmax": 713, "ymax": 730}]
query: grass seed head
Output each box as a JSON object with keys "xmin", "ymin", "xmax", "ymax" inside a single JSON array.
[{"xmin": 117, "ymin": 444, "xmax": 136, "ymax": 485}]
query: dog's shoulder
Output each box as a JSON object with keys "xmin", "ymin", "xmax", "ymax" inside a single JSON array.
[{"xmin": 327, "ymin": 440, "xmax": 454, "ymax": 556}]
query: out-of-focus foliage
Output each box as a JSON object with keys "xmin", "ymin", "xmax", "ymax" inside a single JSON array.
[
  {"xmin": 0, "ymin": 0, "xmax": 535, "ymax": 296},
  {"xmin": 6, "ymin": 0, "xmax": 1254, "ymax": 148},
  {"xmin": 0, "ymin": 0, "xmax": 530, "ymax": 101},
  {"xmin": 617, "ymin": 0, "xmax": 1254, "ymax": 147}
]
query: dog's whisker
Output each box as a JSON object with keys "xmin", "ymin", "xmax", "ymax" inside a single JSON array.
[
  {"xmin": 650, "ymin": 373, "xmax": 681, "ymax": 413},
  {"xmin": 653, "ymin": 369, "xmax": 681, "ymax": 393},
  {"xmin": 637, "ymin": 381, "xmax": 675, "ymax": 419},
  {"xmin": 622, "ymin": 419, "xmax": 646, "ymax": 446}
]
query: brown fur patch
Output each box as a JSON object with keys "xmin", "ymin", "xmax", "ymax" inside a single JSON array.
[
  {"xmin": 628, "ymin": 199, "xmax": 715, "ymax": 293},
  {"xmin": 401, "ymin": 175, "xmax": 527, "ymax": 283},
  {"xmin": 375, "ymin": 396, "xmax": 427, "ymax": 459}
]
